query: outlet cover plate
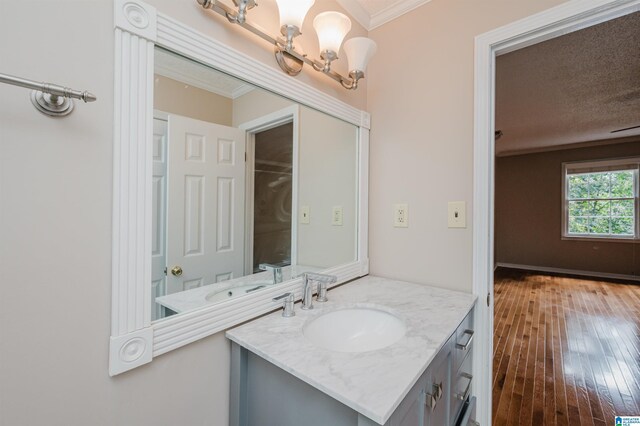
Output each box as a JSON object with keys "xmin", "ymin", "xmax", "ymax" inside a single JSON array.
[
  {"xmin": 394, "ymin": 203, "xmax": 409, "ymax": 228},
  {"xmin": 332, "ymin": 206, "xmax": 343, "ymax": 226}
]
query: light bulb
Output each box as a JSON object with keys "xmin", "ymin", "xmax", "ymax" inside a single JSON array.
[
  {"xmin": 313, "ymin": 11, "xmax": 352, "ymax": 57},
  {"xmin": 343, "ymin": 37, "xmax": 377, "ymax": 74},
  {"xmin": 275, "ymin": 0, "xmax": 315, "ymax": 30}
]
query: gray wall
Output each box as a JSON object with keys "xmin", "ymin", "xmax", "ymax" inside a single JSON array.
[{"xmin": 495, "ymin": 140, "xmax": 640, "ymax": 276}]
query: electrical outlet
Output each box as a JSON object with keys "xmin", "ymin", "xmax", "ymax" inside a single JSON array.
[
  {"xmin": 448, "ymin": 201, "xmax": 466, "ymax": 228},
  {"xmin": 393, "ymin": 204, "xmax": 409, "ymax": 228},
  {"xmin": 300, "ymin": 206, "xmax": 310, "ymax": 224},
  {"xmin": 332, "ymin": 206, "xmax": 343, "ymax": 226}
]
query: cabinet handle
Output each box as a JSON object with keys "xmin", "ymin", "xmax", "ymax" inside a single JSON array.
[
  {"xmin": 433, "ymin": 382, "xmax": 443, "ymax": 400},
  {"xmin": 455, "ymin": 329, "xmax": 474, "ymax": 351},
  {"xmin": 455, "ymin": 372, "xmax": 473, "ymax": 401},
  {"xmin": 424, "ymin": 382, "xmax": 443, "ymax": 409}
]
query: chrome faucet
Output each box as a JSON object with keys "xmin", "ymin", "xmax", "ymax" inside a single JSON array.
[
  {"xmin": 301, "ymin": 272, "xmax": 337, "ymax": 310},
  {"xmin": 259, "ymin": 263, "xmax": 283, "ymax": 284}
]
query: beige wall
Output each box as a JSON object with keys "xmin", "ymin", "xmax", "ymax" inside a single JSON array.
[
  {"xmin": 234, "ymin": 89, "xmax": 358, "ymax": 268},
  {"xmin": 0, "ymin": 2, "xmax": 233, "ymax": 425},
  {"xmin": 154, "ymin": 74, "xmax": 233, "ymax": 125},
  {"xmin": 366, "ymin": 0, "xmax": 566, "ymax": 292},
  {"xmin": 296, "ymin": 106, "xmax": 358, "ymax": 267},
  {"xmin": 495, "ymin": 141, "xmax": 640, "ymax": 276},
  {"xmin": 232, "ymin": 88, "xmax": 293, "ymax": 127}
]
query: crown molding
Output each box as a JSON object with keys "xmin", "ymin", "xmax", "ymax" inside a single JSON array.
[
  {"xmin": 155, "ymin": 49, "xmax": 254, "ymax": 99},
  {"xmin": 336, "ymin": 0, "xmax": 433, "ymax": 31},
  {"xmin": 154, "ymin": 62, "xmax": 254, "ymax": 99},
  {"xmin": 369, "ymin": 0, "xmax": 433, "ymax": 30}
]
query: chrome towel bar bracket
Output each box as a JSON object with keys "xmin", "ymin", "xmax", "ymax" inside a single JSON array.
[{"xmin": 0, "ymin": 72, "xmax": 97, "ymax": 117}]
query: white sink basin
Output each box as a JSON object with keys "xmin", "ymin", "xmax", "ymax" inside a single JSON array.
[
  {"xmin": 205, "ymin": 281, "xmax": 271, "ymax": 303},
  {"xmin": 303, "ymin": 308, "xmax": 406, "ymax": 353}
]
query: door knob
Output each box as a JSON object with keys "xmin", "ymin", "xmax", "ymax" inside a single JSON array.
[{"xmin": 171, "ymin": 266, "xmax": 183, "ymax": 276}]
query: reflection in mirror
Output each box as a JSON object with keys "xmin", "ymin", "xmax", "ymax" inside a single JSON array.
[{"xmin": 151, "ymin": 48, "xmax": 358, "ymax": 321}]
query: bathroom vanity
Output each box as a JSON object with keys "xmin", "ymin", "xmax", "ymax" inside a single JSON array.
[{"xmin": 226, "ymin": 276, "xmax": 477, "ymax": 426}]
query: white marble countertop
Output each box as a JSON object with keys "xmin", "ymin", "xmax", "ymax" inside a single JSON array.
[
  {"xmin": 225, "ymin": 275, "xmax": 477, "ymax": 424},
  {"xmin": 155, "ymin": 264, "xmax": 322, "ymax": 313}
]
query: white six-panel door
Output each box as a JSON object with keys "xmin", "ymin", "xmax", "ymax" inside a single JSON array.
[
  {"xmin": 166, "ymin": 114, "xmax": 246, "ymax": 295},
  {"xmin": 152, "ymin": 118, "xmax": 168, "ymax": 320}
]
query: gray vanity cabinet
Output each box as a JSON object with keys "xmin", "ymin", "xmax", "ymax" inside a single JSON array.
[
  {"xmin": 423, "ymin": 347, "xmax": 452, "ymax": 426},
  {"xmin": 390, "ymin": 307, "xmax": 476, "ymax": 426},
  {"xmin": 229, "ymin": 307, "xmax": 476, "ymax": 426}
]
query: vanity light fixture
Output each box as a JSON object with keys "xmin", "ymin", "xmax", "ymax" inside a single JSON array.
[
  {"xmin": 313, "ymin": 11, "xmax": 351, "ymax": 73},
  {"xmin": 196, "ymin": 0, "xmax": 376, "ymax": 90}
]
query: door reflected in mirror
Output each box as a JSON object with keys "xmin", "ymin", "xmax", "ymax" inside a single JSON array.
[{"xmin": 151, "ymin": 48, "xmax": 358, "ymax": 321}]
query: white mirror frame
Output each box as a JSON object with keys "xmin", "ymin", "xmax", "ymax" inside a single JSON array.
[{"xmin": 109, "ymin": 0, "xmax": 370, "ymax": 376}]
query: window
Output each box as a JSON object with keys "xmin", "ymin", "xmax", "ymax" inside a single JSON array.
[{"xmin": 563, "ymin": 158, "xmax": 640, "ymax": 240}]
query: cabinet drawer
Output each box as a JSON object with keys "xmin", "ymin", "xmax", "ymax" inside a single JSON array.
[
  {"xmin": 451, "ymin": 345, "xmax": 474, "ymax": 422},
  {"xmin": 453, "ymin": 309, "xmax": 474, "ymax": 373},
  {"xmin": 456, "ymin": 396, "xmax": 477, "ymax": 426}
]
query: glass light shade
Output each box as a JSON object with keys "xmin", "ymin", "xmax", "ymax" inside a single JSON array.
[
  {"xmin": 343, "ymin": 37, "xmax": 377, "ymax": 73},
  {"xmin": 275, "ymin": 0, "xmax": 315, "ymax": 29},
  {"xmin": 313, "ymin": 12, "xmax": 352, "ymax": 55}
]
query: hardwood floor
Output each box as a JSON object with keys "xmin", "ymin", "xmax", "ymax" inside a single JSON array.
[{"xmin": 492, "ymin": 269, "xmax": 640, "ymax": 426}]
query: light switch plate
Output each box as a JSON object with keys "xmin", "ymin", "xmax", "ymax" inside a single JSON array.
[
  {"xmin": 393, "ymin": 203, "xmax": 409, "ymax": 228},
  {"xmin": 332, "ymin": 206, "xmax": 343, "ymax": 226},
  {"xmin": 448, "ymin": 201, "xmax": 466, "ymax": 228},
  {"xmin": 300, "ymin": 206, "xmax": 310, "ymax": 224}
]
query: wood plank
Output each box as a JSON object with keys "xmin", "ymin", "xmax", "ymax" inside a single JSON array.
[{"xmin": 493, "ymin": 269, "xmax": 640, "ymax": 426}]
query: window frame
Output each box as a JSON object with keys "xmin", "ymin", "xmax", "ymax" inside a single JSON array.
[{"xmin": 562, "ymin": 157, "xmax": 640, "ymax": 242}]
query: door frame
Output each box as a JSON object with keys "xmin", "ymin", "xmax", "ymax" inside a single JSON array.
[
  {"xmin": 238, "ymin": 105, "xmax": 300, "ymax": 276},
  {"xmin": 472, "ymin": 1, "xmax": 640, "ymax": 424}
]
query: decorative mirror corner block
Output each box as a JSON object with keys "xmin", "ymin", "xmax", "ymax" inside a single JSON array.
[{"xmin": 109, "ymin": 327, "xmax": 154, "ymax": 376}]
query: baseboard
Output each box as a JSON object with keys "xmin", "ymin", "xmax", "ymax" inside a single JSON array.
[{"xmin": 495, "ymin": 262, "xmax": 640, "ymax": 282}]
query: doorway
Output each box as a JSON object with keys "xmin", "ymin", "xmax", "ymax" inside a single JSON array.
[
  {"xmin": 251, "ymin": 122, "xmax": 294, "ymax": 273},
  {"xmin": 472, "ymin": 1, "xmax": 640, "ymax": 425},
  {"xmin": 491, "ymin": 12, "xmax": 640, "ymax": 423},
  {"xmin": 240, "ymin": 105, "xmax": 300, "ymax": 276}
]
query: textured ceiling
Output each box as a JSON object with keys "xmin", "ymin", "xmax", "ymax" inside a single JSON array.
[{"xmin": 495, "ymin": 11, "xmax": 640, "ymax": 156}]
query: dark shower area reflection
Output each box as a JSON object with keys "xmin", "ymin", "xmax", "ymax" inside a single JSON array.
[{"xmin": 253, "ymin": 122, "xmax": 293, "ymax": 272}]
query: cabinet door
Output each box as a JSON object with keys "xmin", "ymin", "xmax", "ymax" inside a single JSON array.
[
  {"xmin": 398, "ymin": 394, "xmax": 424, "ymax": 426},
  {"xmin": 424, "ymin": 348, "xmax": 452, "ymax": 426}
]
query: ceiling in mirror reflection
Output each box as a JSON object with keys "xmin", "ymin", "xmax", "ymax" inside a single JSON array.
[
  {"xmin": 151, "ymin": 48, "xmax": 358, "ymax": 322},
  {"xmin": 155, "ymin": 48, "xmax": 253, "ymax": 99}
]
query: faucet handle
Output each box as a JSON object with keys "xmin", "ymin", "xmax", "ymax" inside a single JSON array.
[
  {"xmin": 272, "ymin": 292, "xmax": 295, "ymax": 317},
  {"xmin": 316, "ymin": 281, "xmax": 329, "ymax": 302},
  {"xmin": 302, "ymin": 273, "xmax": 337, "ymax": 306}
]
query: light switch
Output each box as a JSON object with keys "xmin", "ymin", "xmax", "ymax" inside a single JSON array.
[
  {"xmin": 332, "ymin": 206, "xmax": 343, "ymax": 226},
  {"xmin": 393, "ymin": 204, "xmax": 409, "ymax": 228},
  {"xmin": 448, "ymin": 201, "xmax": 466, "ymax": 228},
  {"xmin": 300, "ymin": 206, "xmax": 310, "ymax": 224}
]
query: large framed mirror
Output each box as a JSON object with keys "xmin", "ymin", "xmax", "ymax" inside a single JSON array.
[
  {"xmin": 151, "ymin": 47, "xmax": 359, "ymax": 321},
  {"xmin": 109, "ymin": 0, "xmax": 370, "ymax": 375}
]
